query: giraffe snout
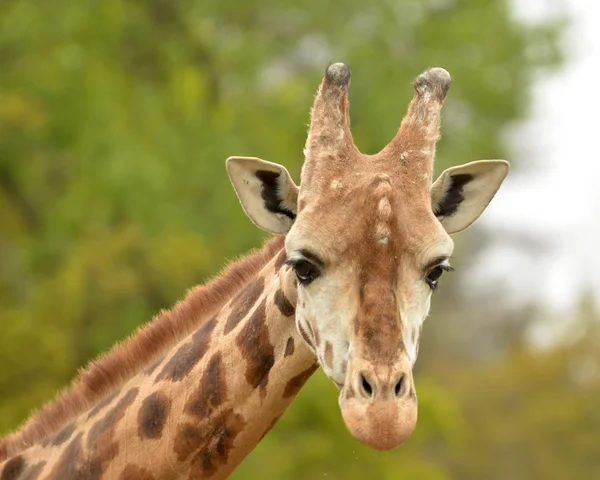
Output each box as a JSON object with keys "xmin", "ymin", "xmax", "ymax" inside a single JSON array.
[{"xmin": 338, "ymin": 360, "xmax": 417, "ymax": 451}]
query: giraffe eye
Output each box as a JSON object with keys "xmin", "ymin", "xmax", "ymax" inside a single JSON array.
[
  {"xmin": 425, "ymin": 265, "xmax": 453, "ymax": 290},
  {"xmin": 290, "ymin": 260, "xmax": 321, "ymax": 286}
]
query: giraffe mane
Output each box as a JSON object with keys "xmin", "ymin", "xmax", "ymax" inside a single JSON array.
[{"xmin": 0, "ymin": 235, "xmax": 285, "ymax": 461}]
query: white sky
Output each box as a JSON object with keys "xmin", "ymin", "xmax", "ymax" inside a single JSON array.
[{"xmin": 466, "ymin": 0, "xmax": 600, "ymax": 313}]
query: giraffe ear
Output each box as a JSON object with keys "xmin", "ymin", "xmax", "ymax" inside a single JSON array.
[
  {"xmin": 431, "ymin": 160, "xmax": 509, "ymax": 234},
  {"xmin": 226, "ymin": 156, "xmax": 299, "ymax": 234}
]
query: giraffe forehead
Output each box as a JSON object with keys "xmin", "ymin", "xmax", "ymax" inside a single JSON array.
[
  {"xmin": 292, "ymin": 181, "xmax": 439, "ymax": 262},
  {"xmin": 304, "ymin": 169, "xmax": 432, "ymax": 220}
]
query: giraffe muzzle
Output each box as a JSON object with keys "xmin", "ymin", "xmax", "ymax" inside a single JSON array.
[{"xmin": 338, "ymin": 361, "xmax": 418, "ymax": 450}]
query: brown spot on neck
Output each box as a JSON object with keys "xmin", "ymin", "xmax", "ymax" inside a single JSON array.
[
  {"xmin": 17, "ymin": 461, "xmax": 46, "ymax": 480},
  {"xmin": 47, "ymin": 433, "xmax": 102, "ymax": 480},
  {"xmin": 260, "ymin": 414, "xmax": 283, "ymax": 441},
  {"xmin": 41, "ymin": 420, "xmax": 76, "ymax": 448},
  {"xmin": 86, "ymin": 388, "xmax": 121, "ymax": 420},
  {"xmin": 185, "ymin": 352, "xmax": 227, "ymax": 418},
  {"xmin": 235, "ymin": 299, "xmax": 275, "ymax": 398},
  {"xmin": 137, "ymin": 391, "xmax": 171, "ymax": 440},
  {"xmin": 224, "ymin": 278, "xmax": 265, "ymax": 334},
  {"xmin": 88, "ymin": 388, "xmax": 139, "ymax": 447},
  {"xmin": 283, "ymin": 364, "xmax": 318, "ymax": 398},
  {"xmin": 156, "ymin": 317, "xmax": 216, "ymax": 382},
  {"xmin": 173, "ymin": 409, "xmax": 246, "ymax": 477},
  {"xmin": 143, "ymin": 356, "xmax": 164, "ymax": 376},
  {"xmin": 1, "ymin": 455, "xmax": 24, "ymax": 480},
  {"xmin": 84, "ymin": 387, "xmax": 139, "ymax": 473}
]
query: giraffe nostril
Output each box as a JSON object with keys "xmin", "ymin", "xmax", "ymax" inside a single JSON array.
[
  {"xmin": 359, "ymin": 373, "xmax": 374, "ymax": 399},
  {"xmin": 394, "ymin": 374, "xmax": 406, "ymax": 398}
]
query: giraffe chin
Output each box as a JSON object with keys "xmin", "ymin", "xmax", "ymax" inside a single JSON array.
[{"xmin": 338, "ymin": 394, "xmax": 418, "ymax": 451}]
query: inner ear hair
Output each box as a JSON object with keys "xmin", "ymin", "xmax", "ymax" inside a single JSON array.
[{"xmin": 255, "ymin": 170, "xmax": 296, "ymax": 220}]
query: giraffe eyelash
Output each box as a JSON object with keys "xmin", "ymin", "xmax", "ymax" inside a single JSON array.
[{"xmin": 426, "ymin": 264, "xmax": 453, "ymax": 291}]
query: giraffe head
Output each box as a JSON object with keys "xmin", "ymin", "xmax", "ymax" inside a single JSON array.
[{"xmin": 226, "ymin": 63, "xmax": 508, "ymax": 450}]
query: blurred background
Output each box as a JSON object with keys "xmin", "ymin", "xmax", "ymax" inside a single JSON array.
[{"xmin": 1, "ymin": 0, "xmax": 598, "ymax": 478}]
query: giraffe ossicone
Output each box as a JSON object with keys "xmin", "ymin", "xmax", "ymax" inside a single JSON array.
[{"xmin": 0, "ymin": 63, "xmax": 509, "ymax": 479}]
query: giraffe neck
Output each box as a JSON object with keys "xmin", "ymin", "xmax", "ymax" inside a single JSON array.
[{"xmin": 1, "ymin": 247, "xmax": 317, "ymax": 480}]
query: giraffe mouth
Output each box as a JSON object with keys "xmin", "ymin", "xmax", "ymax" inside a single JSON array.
[
  {"xmin": 337, "ymin": 356, "xmax": 418, "ymax": 450},
  {"xmin": 339, "ymin": 394, "xmax": 418, "ymax": 450}
]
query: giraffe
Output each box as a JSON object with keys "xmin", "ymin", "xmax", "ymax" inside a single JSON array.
[{"xmin": 0, "ymin": 63, "xmax": 509, "ymax": 479}]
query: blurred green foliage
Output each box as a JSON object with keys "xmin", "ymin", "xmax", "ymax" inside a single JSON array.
[{"xmin": 1, "ymin": 0, "xmax": 585, "ymax": 478}]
